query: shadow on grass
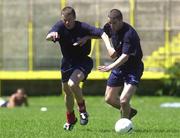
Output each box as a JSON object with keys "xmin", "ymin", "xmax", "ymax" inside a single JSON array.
[
  {"xmin": 135, "ymin": 128, "xmax": 179, "ymax": 133},
  {"xmin": 79, "ymin": 128, "xmax": 114, "ymax": 133}
]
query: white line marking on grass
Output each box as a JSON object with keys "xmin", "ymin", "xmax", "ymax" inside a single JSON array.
[{"xmin": 160, "ymin": 102, "xmax": 180, "ymax": 108}]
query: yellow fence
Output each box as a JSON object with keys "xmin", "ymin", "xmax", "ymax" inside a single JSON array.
[
  {"xmin": 0, "ymin": 0, "xmax": 179, "ymax": 81},
  {"xmin": 1, "ymin": 0, "xmax": 180, "ymax": 97}
]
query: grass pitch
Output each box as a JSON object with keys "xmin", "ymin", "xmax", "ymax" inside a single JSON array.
[{"xmin": 1, "ymin": 96, "xmax": 180, "ymax": 138}]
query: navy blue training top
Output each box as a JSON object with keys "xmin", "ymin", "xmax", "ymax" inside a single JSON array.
[
  {"xmin": 103, "ymin": 22, "xmax": 143, "ymax": 70},
  {"xmin": 49, "ymin": 21, "xmax": 103, "ymax": 62}
]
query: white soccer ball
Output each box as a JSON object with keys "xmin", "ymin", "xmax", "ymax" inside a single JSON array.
[
  {"xmin": 115, "ymin": 118, "xmax": 133, "ymax": 134},
  {"xmin": 40, "ymin": 107, "xmax": 47, "ymax": 112}
]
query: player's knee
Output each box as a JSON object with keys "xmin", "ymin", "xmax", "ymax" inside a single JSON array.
[
  {"xmin": 67, "ymin": 80, "xmax": 77, "ymax": 88},
  {"xmin": 67, "ymin": 80, "xmax": 74, "ymax": 88},
  {"xmin": 105, "ymin": 95, "xmax": 113, "ymax": 105}
]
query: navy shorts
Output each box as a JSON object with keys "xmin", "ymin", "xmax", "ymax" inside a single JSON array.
[
  {"xmin": 61, "ymin": 57, "xmax": 93, "ymax": 83},
  {"xmin": 107, "ymin": 63, "xmax": 144, "ymax": 87}
]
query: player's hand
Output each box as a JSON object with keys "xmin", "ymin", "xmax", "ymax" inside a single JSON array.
[
  {"xmin": 46, "ymin": 32, "xmax": 59, "ymax": 41},
  {"xmin": 97, "ymin": 65, "xmax": 111, "ymax": 72},
  {"xmin": 73, "ymin": 36, "xmax": 90, "ymax": 46}
]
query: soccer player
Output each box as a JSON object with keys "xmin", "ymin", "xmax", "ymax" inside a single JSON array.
[
  {"xmin": 46, "ymin": 6, "xmax": 115, "ymax": 131},
  {"xmin": 0, "ymin": 88, "xmax": 28, "ymax": 108},
  {"xmin": 98, "ymin": 9, "xmax": 144, "ymax": 119}
]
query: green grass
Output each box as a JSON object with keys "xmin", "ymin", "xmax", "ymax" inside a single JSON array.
[{"xmin": 1, "ymin": 96, "xmax": 180, "ymax": 138}]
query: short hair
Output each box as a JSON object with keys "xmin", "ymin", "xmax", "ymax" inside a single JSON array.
[
  {"xmin": 108, "ymin": 9, "xmax": 123, "ymax": 20},
  {"xmin": 61, "ymin": 6, "xmax": 76, "ymax": 18},
  {"xmin": 16, "ymin": 88, "xmax": 26, "ymax": 94}
]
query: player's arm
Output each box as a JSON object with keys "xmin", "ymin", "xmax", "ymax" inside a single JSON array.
[
  {"xmin": 98, "ymin": 53, "xmax": 129, "ymax": 72},
  {"xmin": 46, "ymin": 21, "xmax": 61, "ymax": 42},
  {"xmin": 101, "ymin": 32, "xmax": 117, "ymax": 59},
  {"xmin": 79, "ymin": 23, "xmax": 115, "ymax": 56},
  {"xmin": 88, "ymin": 23, "xmax": 116, "ymax": 58},
  {"xmin": 7, "ymin": 95, "xmax": 16, "ymax": 108},
  {"xmin": 46, "ymin": 32, "xmax": 59, "ymax": 41},
  {"xmin": 74, "ymin": 31, "xmax": 116, "ymax": 58},
  {"xmin": 73, "ymin": 36, "xmax": 92, "ymax": 46}
]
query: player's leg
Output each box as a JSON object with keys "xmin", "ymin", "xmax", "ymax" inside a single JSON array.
[
  {"xmin": 68, "ymin": 69, "xmax": 84, "ymax": 103},
  {"xmin": 105, "ymin": 85, "xmax": 136, "ymax": 118},
  {"xmin": 120, "ymin": 63, "xmax": 143, "ymax": 119},
  {"xmin": 61, "ymin": 64, "xmax": 78, "ymax": 131},
  {"xmin": 62, "ymin": 82, "xmax": 75, "ymax": 114},
  {"xmin": 105, "ymin": 86, "xmax": 122, "ymax": 109},
  {"xmin": 105, "ymin": 71, "xmax": 137, "ymax": 119},
  {"xmin": 62, "ymin": 82, "xmax": 77, "ymax": 130},
  {"xmin": 105, "ymin": 70, "xmax": 124, "ymax": 109},
  {"xmin": 68, "ymin": 69, "xmax": 89, "ymax": 125},
  {"xmin": 120, "ymin": 83, "xmax": 137, "ymax": 119}
]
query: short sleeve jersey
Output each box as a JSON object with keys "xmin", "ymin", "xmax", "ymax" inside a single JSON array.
[
  {"xmin": 103, "ymin": 22, "xmax": 143, "ymax": 69},
  {"xmin": 49, "ymin": 21, "xmax": 103, "ymax": 62}
]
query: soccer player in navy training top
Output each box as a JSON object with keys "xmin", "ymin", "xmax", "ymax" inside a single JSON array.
[
  {"xmin": 98, "ymin": 9, "xmax": 144, "ymax": 120},
  {"xmin": 46, "ymin": 6, "xmax": 115, "ymax": 131}
]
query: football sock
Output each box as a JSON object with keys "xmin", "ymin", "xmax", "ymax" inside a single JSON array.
[
  {"xmin": 77, "ymin": 100, "xmax": 86, "ymax": 113},
  {"xmin": 66, "ymin": 110, "xmax": 76, "ymax": 124}
]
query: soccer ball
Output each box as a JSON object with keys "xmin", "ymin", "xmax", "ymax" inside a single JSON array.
[{"xmin": 115, "ymin": 118, "xmax": 133, "ymax": 134}]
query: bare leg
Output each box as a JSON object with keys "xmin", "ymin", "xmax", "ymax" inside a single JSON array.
[
  {"xmin": 68, "ymin": 69, "xmax": 89, "ymax": 125},
  {"xmin": 68, "ymin": 69, "xmax": 85, "ymax": 104},
  {"xmin": 120, "ymin": 83, "xmax": 137, "ymax": 118},
  {"xmin": 104, "ymin": 85, "xmax": 122, "ymax": 109},
  {"xmin": 62, "ymin": 82, "xmax": 77, "ymax": 127},
  {"xmin": 62, "ymin": 82, "xmax": 74, "ymax": 113}
]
